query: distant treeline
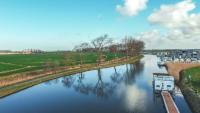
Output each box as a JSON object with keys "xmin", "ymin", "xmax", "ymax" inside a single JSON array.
[{"xmin": 0, "ymin": 50, "xmax": 12, "ymax": 53}]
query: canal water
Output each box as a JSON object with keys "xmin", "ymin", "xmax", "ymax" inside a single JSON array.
[{"xmin": 0, "ymin": 55, "xmax": 192, "ymax": 113}]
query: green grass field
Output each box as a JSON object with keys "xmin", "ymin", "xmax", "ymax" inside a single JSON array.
[
  {"xmin": 0, "ymin": 52, "xmax": 124, "ymax": 76},
  {"xmin": 0, "ymin": 63, "xmax": 24, "ymax": 72},
  {"xmin": 184, "ymin": 66, "xmax": 200, "ymax": 92}
]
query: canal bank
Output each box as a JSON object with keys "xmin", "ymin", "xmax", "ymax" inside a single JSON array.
[
  {"xmin": 0, "ymin": 56, "xmax": 143, "ymax": 98},
  {"xmin": 179, "ymin": 71, "xmax": 200, "ymax": 113},
  {"xmin": 165, "ymin": 63, "xmax": 200, "ymax": 113}
]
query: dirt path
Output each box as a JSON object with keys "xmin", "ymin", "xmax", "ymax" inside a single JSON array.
[
  {"xmin": 0, "ymin": 66, "xmax": 35, "ymax": 74},
  {"xmin": 166, "ymin": 62, "xmax": 200, "ymax": 81},
  {"xmin": 0, "ymin": 62, "xmax": 24, "ymax": 67}
]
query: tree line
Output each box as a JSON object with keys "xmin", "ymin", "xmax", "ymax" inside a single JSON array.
[{"xmin": 73, "ymin": 34, "xmax": 145, "ymax": 66}]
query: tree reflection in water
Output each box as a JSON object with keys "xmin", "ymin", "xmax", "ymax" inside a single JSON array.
[
  {"xmin": 44, "ymin": 78, "xmax": 60, "ymax": 85},
  {"xmin": 110, "ymin": 66, "xmax": 123, "ymax": 84},
  {"xmin": 61, "ymin": 61, "xmax": 144, "ymax": 99},
  {"xmin": 62, "ymin": 75, "xmax": 75, "ymax": 88},
  {"xmin": 124, "ymin": 61, "xmax": 144, "ymax": 85},
  {"xmin": 93, "ymin": 69, "xmax": 104, "ymax": 97}
]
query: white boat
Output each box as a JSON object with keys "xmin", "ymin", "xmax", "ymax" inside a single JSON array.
[
  {"xmin": 185, "ymin": 58, "xmax": 191, "ymax": 63},
  {"xmin": 166, "ymin": 57, "xmax": 172, "ymax": 61},
  {"xmin": 157, "ymin": 61, "xmax": 165, "ymax": 66},
  {"xmin": 191, "ymin": 58, "xmax": 198, "ymax": 62},
  {"xmin": 179, "ymin": 58, "xmax": 185, "ymax": 62},
  {"xmin": 173, "ymin": 58, "xmax": 179, "ymax": 62},
  {"xmin": 153, "ymin": 74, "xmax": 175, "ymax": 93}
]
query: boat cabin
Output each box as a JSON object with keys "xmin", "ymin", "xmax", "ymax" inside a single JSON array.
[{"xmin": 153, "ymin": 73, "xmax": 175, "ymax": 93}]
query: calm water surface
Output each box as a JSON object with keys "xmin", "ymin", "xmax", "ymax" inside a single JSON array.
[{"xmin": 0, "ymin": 55, "xmax": 192, "ymax": 113}]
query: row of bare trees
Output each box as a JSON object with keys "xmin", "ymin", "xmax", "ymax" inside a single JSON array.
[
  {"xmin": 73, "ymin": 34, "xmax": 145, "ymax": 66},
  {"xmin": 122, "ymin": 36, "xmax": 145, "ymax": 57}
]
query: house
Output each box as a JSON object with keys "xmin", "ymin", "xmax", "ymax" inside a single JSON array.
[{"xmin": 22, "ymin": 49, "xmax": 43, "ymax": 54}]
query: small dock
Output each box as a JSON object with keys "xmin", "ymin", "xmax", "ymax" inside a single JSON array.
[{"xmin": 161, "ymin": 91, "xmax": 180, "ymax": 113}]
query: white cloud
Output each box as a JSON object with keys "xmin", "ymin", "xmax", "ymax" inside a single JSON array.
[
  {"xmin": 144, "ymin": 0, "xmax": 200, "ymax": 49},
  {"xmin": 136, "ymin": 30, "xmax": 172, "ymax": 49},
  {"xmin": 137, "ymin": 29, "xmax": 200, "ymax": 49},
  {"xmin": 117, "ymin": 84, "xmax": 147, "ymax": 112},
  {"xmin": 124, "ymin": 85, "xmax": 147, "ymax": 112},
  {"xmin": 148, "ymin": 0, "xmax": 200, "ymax": 33},
  {"xmin": 116, "ymin": 0, "xmax": 148, "ymax": 16}
]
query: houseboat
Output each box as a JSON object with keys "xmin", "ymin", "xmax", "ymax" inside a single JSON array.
[{"xmin": 153, "ymin": 73, "xmax": 175, "ymax": 93}]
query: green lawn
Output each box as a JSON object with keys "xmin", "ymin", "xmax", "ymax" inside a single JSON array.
[
  {"xmin": 184, "ymin": 66, "xmax": 200, "ymax": 92},
  {"xmin": 0, "ymin": 63, "xmax": 23, "ymax": 72},
  {"xmin": 0, "ymin": 52, "xmax": 124, "ymax": 76},
  {"xmin": 0, "ymin": 53, "xmax": 64, "ymax": 67}
]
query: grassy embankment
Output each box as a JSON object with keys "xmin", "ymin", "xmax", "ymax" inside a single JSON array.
[
  {"xmin": 0, "ymin": 52, "xmax": 124, "ymax": 76},
  {"xmin": 184, "ymin": 67, "xmax": 200, "ymax": 92},
  {"xmin": 0, "ymin": 52, "xmax": 142, "ymax": 98},
  {"xmin": 179, "ymin": 66, "xmax": 200, "ymax": 113}
]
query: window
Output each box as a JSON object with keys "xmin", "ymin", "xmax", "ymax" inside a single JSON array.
[
  {"xmin": 156, "ymin": 85, "xmax": 160, "ymax": 87},
  {"xmin": 167, "ymin": 85, "xmax": 171, "ymax": 87}
]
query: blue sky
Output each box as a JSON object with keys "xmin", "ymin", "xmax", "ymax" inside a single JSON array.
[{"xmin": 0, "ymin": 0, "xmax": 199, "ymax": 50}]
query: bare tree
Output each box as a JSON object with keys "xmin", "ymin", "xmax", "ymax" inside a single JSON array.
[
  {"xmin": 74, "ymin": 42, "xmax": 90, "ymax": 66},
  {"xmin": 122, "ymin": 36, "xmax": 144, "ymax": 57},
  {"xmin": 63, "ymin": 52, "xmax": 76, "ymax": 66},
  {"xmin": 91, "ymin": 34, "xmax": 113, "ymax": 65},
  {"xmin": 122, "ymin": 36, "xmax": 130, "ymax": 59},
  {"xmin": 109, "ymin": 44, "xmax": 118, "ymax": 58},
  {"xmin": 135, "ymin": 40, "xmax": 145, "ymax": 55}
]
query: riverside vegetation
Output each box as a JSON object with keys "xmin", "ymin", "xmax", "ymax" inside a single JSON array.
[{"xmin": 178, "ymin": 66, "xmax": 200, "ymax": 113}]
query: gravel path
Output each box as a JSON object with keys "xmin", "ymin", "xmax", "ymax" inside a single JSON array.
[{"xmin": 166, "ymin": 63, "xmax": 200, "ymax": 81}]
